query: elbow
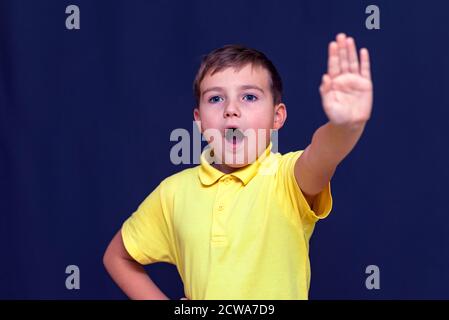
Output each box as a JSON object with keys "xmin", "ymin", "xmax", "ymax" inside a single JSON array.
[
  {"xmin": 102, "ymin": 246, "xmax": 110, "ymax": 271},
  {"xmin": 103, "ymin": 241, "xmax": 114, "ymax": 273}
]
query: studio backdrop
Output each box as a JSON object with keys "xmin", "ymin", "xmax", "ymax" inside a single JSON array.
[{"xmin": 0, "ymin": 0, "xmax": 448, "ymax": 299}]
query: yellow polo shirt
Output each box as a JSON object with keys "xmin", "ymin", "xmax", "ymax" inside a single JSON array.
[{"xmin": 121, "ymin": 143, "xmax": 332, "ymax": 300}]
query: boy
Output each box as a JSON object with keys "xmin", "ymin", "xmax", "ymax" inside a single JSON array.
[{"xmin": 103, "ymin": 33, "xmax": 372, "ymax": 300}]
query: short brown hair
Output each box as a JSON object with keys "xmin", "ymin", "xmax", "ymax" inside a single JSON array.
[{"xmin": 193, "ymin": 44, "xmax": 283, "ymax": 106}]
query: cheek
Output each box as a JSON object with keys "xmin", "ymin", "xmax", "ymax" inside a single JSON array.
[
  {"xmin": 202, "ymin": 118, "xmax": 220, "ymax": 130},
  {"xmin": 196, "ymin": 108, "xmax": 224, "ymax": 144},
  {"xmin": 246, "ymin": 107, "xmax": 274, "ymax": 127},
  {"xmin": 198, "ymin": 109, "xmax": 219, "ymax": 128}
]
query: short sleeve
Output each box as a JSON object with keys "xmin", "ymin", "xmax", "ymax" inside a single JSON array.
[
  {"xmin": 278, "ymin": 150, "xmax": 333, "ymax": 223},
  {"xmin": 121, "ymin": 182, "xmax": 175, "ymax": 265}
]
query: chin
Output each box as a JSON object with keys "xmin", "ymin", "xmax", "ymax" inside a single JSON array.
[
  {"xmin": 223, "ymin": 161, "xmax": 249, "ymax": 168},
  {"xmin": 213, "ymin": 137, "xmax": 266, "ymax": 167}
]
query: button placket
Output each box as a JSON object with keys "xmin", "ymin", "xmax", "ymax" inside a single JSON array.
[{"xmin": 210, "ymin": 176, "xmax": 233, "ymax": 246}]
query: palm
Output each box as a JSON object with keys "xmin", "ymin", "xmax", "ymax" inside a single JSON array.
[{"xmin": 320, "ymin": 34, "xmax": 373, "ymax": 127}]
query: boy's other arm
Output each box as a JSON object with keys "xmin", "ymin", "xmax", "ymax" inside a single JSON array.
[
  {"xmin": 295, "ymin": 33, "xmax": 373, "ymax": 204},
  {"xmin": 103, "ymin": 229, "xmax": 169, "ymax": 300}
]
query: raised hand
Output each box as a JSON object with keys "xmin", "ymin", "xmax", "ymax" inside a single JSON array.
[{"xmin": 320, "ymin": 33, "xmax": 373, "ymax": 129}]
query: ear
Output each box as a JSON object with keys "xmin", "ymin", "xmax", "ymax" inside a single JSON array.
[
  {"xmin": 193, "ymin": 107, "xmax": 202, "ymax": 133},
  {"xmin": 273, "ymin": 103, "xmax": 287, "ymax": 130}
]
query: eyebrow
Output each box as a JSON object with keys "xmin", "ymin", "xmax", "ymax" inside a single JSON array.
[{"xmin": 202, "ymin": 85, "xmax": 265, "ymax": 98}]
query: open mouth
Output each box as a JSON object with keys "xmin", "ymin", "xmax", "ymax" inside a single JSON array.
[{"xmin": 224, "ymin": 128, "xmax": 245, "ymax": 147}]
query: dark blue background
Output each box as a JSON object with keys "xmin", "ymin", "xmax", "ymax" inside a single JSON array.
[{"xmin": 0, "ymin": 0, "xmax": 448, "ymax": 299}]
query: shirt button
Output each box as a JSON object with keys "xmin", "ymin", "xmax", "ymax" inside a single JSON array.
[{"xmin": 218, "ymin": 205, "xmax": 224, "ymax": 211}]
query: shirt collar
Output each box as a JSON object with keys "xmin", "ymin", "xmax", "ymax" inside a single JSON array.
[{"xmin": 198, "ymin": 142, "xmax": 273, "ymax": 186}]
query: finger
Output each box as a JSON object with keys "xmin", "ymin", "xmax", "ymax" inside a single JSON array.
[
  {"xmin": 346, "ymin": 37, "xmax": 359, "ymax": 73},
  {"xmin": 337, "ymin": 33, "xmax": 349, "ymax": 73},
  {"xmin": 360, "ymin": 48, "xmax": 371, "ymax": 79},
  {"xmin": 320, "ymin": 74, "xmax": 332, "ymax": 93},
  {"xmin": 327, "ymin": 41, "xmax": 340, "ymax": 77}
]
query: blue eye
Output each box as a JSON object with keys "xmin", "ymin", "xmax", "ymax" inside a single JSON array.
[
  {"xmin": 243, "ymin": 94, "xmax": 258, "ymax": 102},
  {"xmin": 209, "ymin": 96, "xmax": 224, "ymax": 103}
]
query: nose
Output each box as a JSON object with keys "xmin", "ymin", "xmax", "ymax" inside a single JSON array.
[{"xmin": 223, "ymin": 101, "xmax": 240, "ymax": 118}]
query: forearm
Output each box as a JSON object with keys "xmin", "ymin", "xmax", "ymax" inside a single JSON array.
[
  {"xmin": 104, "ymin": 256, "xmax": 169, "ymax": 300},
  {"xmin": 307, "ymin": 121, "xmax": 366, "ymax": 169},
  {"xmin": 103, "ymin": 230, "xmax": 169, "ymax": 300},
  {"xmin": 297, "ymin": 121, "xmax": 365, "ymax": 197}
]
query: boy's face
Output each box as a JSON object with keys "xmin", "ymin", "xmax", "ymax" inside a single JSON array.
[{"xmin": 194, "ymin": 64, "xmax": 286, "ymax": 169}]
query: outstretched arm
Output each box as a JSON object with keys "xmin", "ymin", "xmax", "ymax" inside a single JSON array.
[{"xmin": 295, "ymin": 33, "xmax": 373, "ymax": 204}]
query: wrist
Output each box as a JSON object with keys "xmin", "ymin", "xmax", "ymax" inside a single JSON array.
[{"xmin": 328, "ymin": 120, "xmax": 367, "ymax": 133}]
